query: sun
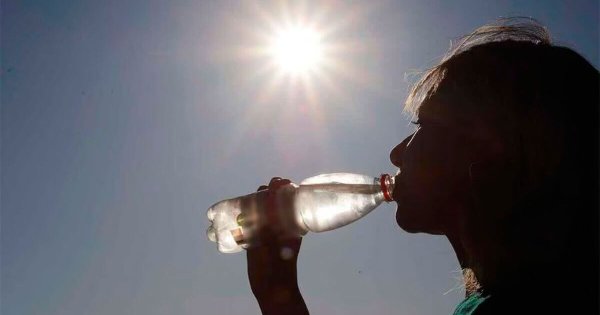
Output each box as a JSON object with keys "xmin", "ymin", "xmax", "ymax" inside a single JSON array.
[
  {"xmin": 215, "ymin": 1, "xmax": 375, "ymax": 167},
  {"xmin": 269, "ymin": 26, "xmax": 324, "ymax": 74}
]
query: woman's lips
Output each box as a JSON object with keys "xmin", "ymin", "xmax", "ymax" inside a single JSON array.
[{"xmin": 392, "ymin": 172, "xmax": 401, "ymax": 201}]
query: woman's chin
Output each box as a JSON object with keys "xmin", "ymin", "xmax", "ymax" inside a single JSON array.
[
  {"xmin": 395, "ymin": 204, "xmax": 422, "ymax": 233},
  {"xmin": 395, "ymin": 204, "xmax": 443, "ymax": 235}
]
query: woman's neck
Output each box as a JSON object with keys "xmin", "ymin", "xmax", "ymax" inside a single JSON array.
[
  {"xmin": 446, "ymin": 232, "xmax": 481, "ymax": 296},
  {"xmin": 446, "ymin": 221, "xmax": 570, "ymax": 299},
  {"xmin": 445, "ymin": 227, "xmax": 509, "ymax": 297}
]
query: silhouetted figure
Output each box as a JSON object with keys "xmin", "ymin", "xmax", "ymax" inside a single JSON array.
[{"xmin": 247, "ymin": 19, "xmax": 599, "ymax": 315}]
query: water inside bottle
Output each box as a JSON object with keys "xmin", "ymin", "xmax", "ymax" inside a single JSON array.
[
  {"xmin": 295, "ymin": 182, "xmax": 385, "ymax": 232},
  {"xmin": 207, "ymin": 173, "xmax": 393, "ymax": 253}
]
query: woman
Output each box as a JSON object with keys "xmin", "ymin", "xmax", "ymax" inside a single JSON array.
[{"xmin": 247, "ymin": 19, "xmax": 599, "ymax": 314}]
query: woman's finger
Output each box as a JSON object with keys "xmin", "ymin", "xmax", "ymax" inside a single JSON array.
[
  {"xmin": 257, "ymin": 185, "xmax": 268, "ymax": 192},
  {"xmin": 269, "ymin": 178, "xmax": 291, "ymax": 190},
  {"xmin": 268, "ymin": 177, "xmax": 283, "ymax": 185}
]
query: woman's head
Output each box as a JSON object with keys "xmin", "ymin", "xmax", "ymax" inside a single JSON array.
[{"xmin": 390, "ymin": 18, "xmax": 598, "ymax": 251}]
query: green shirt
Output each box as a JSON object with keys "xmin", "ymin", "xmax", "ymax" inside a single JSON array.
[{"xmin": 453, "ymin": 292, "xmax": 490, "ymax": 315}]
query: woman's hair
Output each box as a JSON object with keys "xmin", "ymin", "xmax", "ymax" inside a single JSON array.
[
  {"xmin": 407, "ymin": 17, "xmax": 598, "ymax": 298},
  {"xmin": 406, "ymin": 18, "xmax": 552, "ymax": 113}
]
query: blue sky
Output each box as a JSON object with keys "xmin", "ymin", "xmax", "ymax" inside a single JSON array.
[{"xmin": 2, "ymin": 1, "xmax": 597, "ymax": 314}]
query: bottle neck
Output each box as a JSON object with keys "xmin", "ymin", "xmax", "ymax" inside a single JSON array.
[{"xmin": 379, "ymin": 174, "xmax": 395, "ymax": 202}]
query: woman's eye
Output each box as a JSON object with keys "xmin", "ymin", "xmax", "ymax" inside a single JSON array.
[{"xmin": 410, "ymin": 119, "xmax": 421, "ymax": 126}]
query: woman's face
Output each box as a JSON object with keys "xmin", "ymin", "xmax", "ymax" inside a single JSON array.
[{"xmin": 389, "ymin": 105, "xmax": 476, "ymax": 235}]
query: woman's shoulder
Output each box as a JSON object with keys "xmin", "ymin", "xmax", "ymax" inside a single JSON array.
[{"xmin": 453, "ymin": 289, "xmax": 596, "ymax": 315}]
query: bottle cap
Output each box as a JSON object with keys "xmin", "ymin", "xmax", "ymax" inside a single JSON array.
[{"xmin": 380, "ymin": 174, "xmax": 394, "ymax": 202}]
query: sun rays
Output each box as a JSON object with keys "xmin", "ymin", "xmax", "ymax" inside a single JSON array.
[{"xmin": 213, "ymin": 1, "xmax": 377, "ymax": 168}]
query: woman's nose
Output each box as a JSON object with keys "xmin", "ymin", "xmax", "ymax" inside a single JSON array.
[{"xmin": 389, "ymin": 135, "xmax": 412, "ymax": 168}]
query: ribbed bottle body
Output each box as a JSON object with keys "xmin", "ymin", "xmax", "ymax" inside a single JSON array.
[
  {"xmin": 206, "ymin": 173, "xmax": 394, "ymax": 253},
  {"xmin": 294, "ymin": 173, "xmax": 387, "ymax": 232}
]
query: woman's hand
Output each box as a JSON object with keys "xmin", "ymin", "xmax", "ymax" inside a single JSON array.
[{"xmin": 246, "ymin": 177, "xmax": 309, "ymax": 315}]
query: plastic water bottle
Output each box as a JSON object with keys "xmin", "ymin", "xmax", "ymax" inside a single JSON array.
[{"xmin": 206, "ymin": 173, "xmax": 395, "ymax": 253}]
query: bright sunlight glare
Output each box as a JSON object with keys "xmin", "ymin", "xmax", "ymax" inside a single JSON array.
[{"xmin": 270, "ymin": 27, "xmax": 324, "ymax": 74}]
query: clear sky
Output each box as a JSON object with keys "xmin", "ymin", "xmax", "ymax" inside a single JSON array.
[{"xmin": 2, "ymin": 1, "xmax": 597, "ymax": 314}]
